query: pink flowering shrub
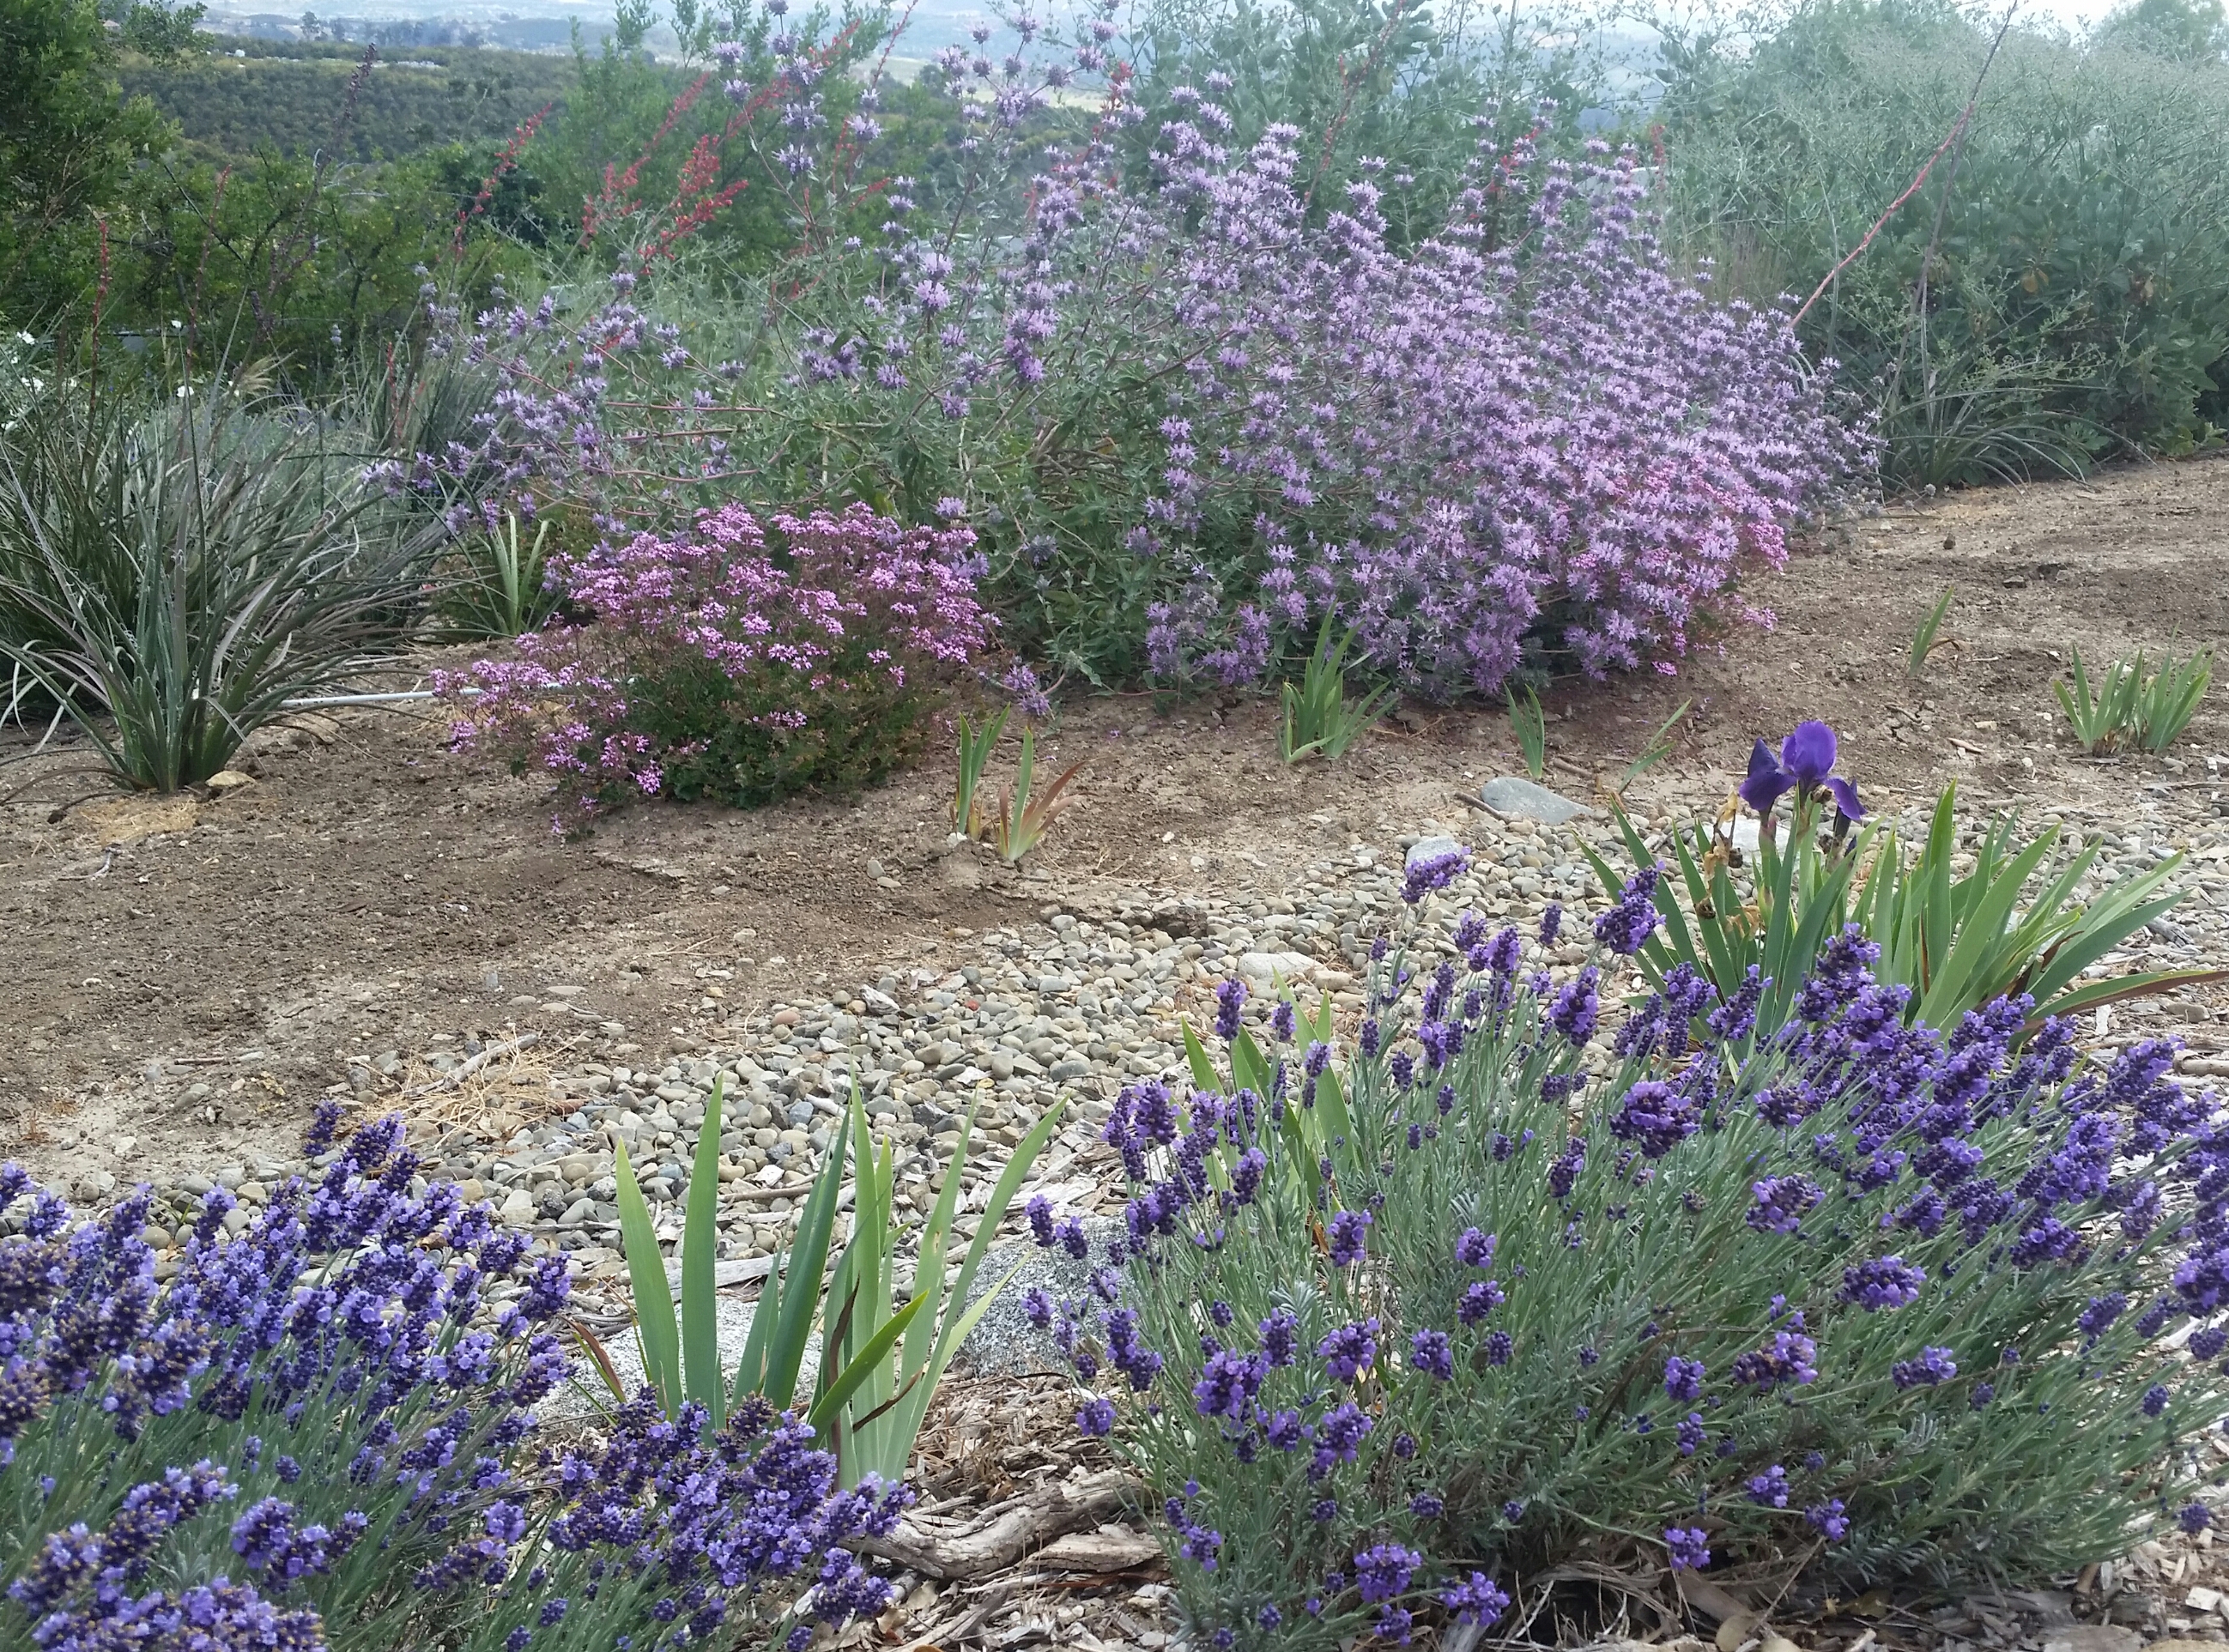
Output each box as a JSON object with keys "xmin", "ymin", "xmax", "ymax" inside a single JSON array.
[{"xmin": 439, "ymin": 502, "xmax": 990, "ymax": 818}]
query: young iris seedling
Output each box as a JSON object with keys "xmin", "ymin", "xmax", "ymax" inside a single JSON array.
[
  {"xmin": 2054, "ymin": 645, "xmax": 2146, "ymax": 753},
  {"xmin": 951, "ymin": 705, "xmax": 1009, "ymax": 838},
  {"xmin": 2135, "ymin": 648, "xmax": 2212, "ymax": 752},
  {"xmin": 439, "ymin": 512, "xmax": 559, "ymax": 639},
  {"xmin": 988, "ymin": 728, "xmax": 1082, "ymax": 864},
  {"xmin": 1906, "ymin": 585, "xmax": 1953, "ymax": 677},
  {"xmin": 1510, "ymin": 687, "xmax": 1548, "ymax": 781},
  {"xmin": 1279, "ymin": 617, "xmax": 1394, "ymax": 764},
  {"xmin": 603, "ymin": 1075, "xmax": 1061, "ymax": 1486}
]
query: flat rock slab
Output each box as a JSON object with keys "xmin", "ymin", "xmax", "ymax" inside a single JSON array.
[
  {"xmin": 1405, "ymin": 836, "xmax": 1466, "ymax": 868},
  {"xmin": 1479, "ymin": 776, "xmax": 1595, "ymax": 825}
]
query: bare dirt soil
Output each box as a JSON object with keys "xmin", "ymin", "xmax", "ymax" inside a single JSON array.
[{"xmin": 3, "ymin": 457, "xmax": 2227, "ymax": 1186}]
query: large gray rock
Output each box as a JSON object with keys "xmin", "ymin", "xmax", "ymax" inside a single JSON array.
[{"xmin": 1479, "ymin": 776, "xmax": 1595, "ymax": 826}]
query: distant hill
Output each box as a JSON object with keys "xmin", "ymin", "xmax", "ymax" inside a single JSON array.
[{"xmin": 121, "ymin": 39, "xmax": 576, "ymax": 158}]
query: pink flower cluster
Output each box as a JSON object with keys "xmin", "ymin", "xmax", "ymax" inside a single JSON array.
[{"xmin": 438, "ymin": 502, "xmax": 990, "ymax": 818}]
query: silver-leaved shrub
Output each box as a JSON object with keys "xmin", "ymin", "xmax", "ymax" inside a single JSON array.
[{"xmin": 1034, "ymin": 860, "xmax": 2228, "ymax": 1649}]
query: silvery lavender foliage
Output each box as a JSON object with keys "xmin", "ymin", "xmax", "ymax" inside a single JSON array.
[
  {"xmin": 1067, "ymin": 908, "xmax": 2229, "ymax": 1649},
  {"xmin": 389, "ymin": 5, "xmax": 1868, "ymax": 692},
  {"xmin": 0, "ymin": 1119, "xmax": 902, "ymax": 1652}
]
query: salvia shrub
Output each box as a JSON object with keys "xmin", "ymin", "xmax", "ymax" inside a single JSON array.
[
  {"xmin": 436, "ymin": 501, "xmax": 991, "ymax": 821},
  {"xmin": 0, "ymin": 1111, "xmax": 906, "ymax": 1652},
  {"xmin": 1041, "ymin": 868, "xmax": 2229, "ymax": 1649},
  {"xmin": 395, "ymin": 1, "xmax": 1869, "ymax": 694}
]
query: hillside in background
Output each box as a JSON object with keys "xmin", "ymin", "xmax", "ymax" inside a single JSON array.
[{"xmin": 120, "ymin": 39, "xmax": 580, "ymax": 157}]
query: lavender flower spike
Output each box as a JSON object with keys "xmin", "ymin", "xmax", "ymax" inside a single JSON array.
[{"xmin": 1740, "ymin": 721, "xmax": 1865, "ymax": 823}]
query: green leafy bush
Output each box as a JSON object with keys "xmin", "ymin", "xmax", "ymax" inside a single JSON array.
[
  {"xmin": 1046, "ymin": 868, "xmax": 2229, "ymax": 1647},
  {"xmin": 1659, "ymin": 0, "xmax": 2229, "ymax": 486}
]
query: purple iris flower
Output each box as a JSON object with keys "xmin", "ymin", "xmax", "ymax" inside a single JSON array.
[{"xmin": 1739, "ymin": 722, "xmax": 1864, "ymax": 823}]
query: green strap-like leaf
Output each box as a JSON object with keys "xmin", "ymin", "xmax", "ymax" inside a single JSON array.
[
  {"xmin": 763, "ymin": 1107, "xmax": 850, "ymax": 1412},
  {"xmin": 612, "ymin": 1136, "xmax": 681, "ymax": 1414},
  {"xmin": 1184, "ymin": 1023, "xmax": 1225, "ymax": 1094},
  {"xmin": 681, "ymin": 1077, "xmax": 727, "ymax": 1428},
  {"xmin": 807, "ymin": 1290, "xmax": 930, "ymax": 1437}
]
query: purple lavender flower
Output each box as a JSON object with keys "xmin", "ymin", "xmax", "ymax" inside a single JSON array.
[
  {"xmin": 1746, "ymin": 1465, "xmax": 1790, "ymax": 1507},
  {"xmin": 1457, "ymin": 1279, "xmax": 1506, "ymax": 1326},
  {"xmin": 1889, "ymin": 1346, "xmax": 1959, "ymax": 1389},
  {"xmin": 1548, "ymin": 1136, "xmax": 1588, "ymax": 1199},
  {"xmin": 1457, "ymin": 1227, "xmax": 1498, "ymax": 1268},
  {"xmin": 1593, "ymin": 868, "xmax": 1662, "ymax": 956},
  {"xmin": 1747, "ymin": 1175, "xmax": 1823, "ymax": 1236},
  {"xmin": 2184, "ymin": 1503, "xmax": 2214, "ymax": 1534},
  {"xmin": 1317, "ymin": 1319, "xmax": 1380, "ymax": 1384},
  {"xmin": 1327, "ymin": 1209, "xmax": 1372, "ymax": 1267},
  {"xmin": 1271, "ymin": 1000, "xmax": 1296, "ymax": 1042},
  {"xmin": 1353, "ymin": 1543, "xmax": 1421, "ymax": 1603},
  {"xmin": 1214, "ymin": 978, "xmax": 1247, "ymax": 1041},
  {"xmin": 1402, "ymin": 847, "xmax": 1470, "ymax": 905},
  {"xmin": 1548, "ymin": 968, "xmax": 1601, "ymax": 1044},
  {"xmin": 1539, "ymin": 903, "xmax": 1563, "ymax": 947},
  {"xmin": 1665, "ymin": 1527, "xmax": 1711, "ymax": 1571},
  {"xmin": 1443, "ymin": 1573, "xmax": 1510, "ymax": 1626},
  {"xmin": 1841, "ymin": 1256, "xmax": 1926, "ymax": 1311},
  {"xmin": 1310, "ymin": 1401, "xmax": 1372, "ymax": 1476},
  {"xmin": 1664, "ymin": 1355, "xmax": 1705, "ymax": 1402},
  {"xmin": 1609, "ymin": 1080, "xmax": 1700, "ymax": 1159},
  {"xmin": 1193, "ymin": 1350, "xmax": 1269, "ymax": 1423},
  {"xmin": 1806, "ymin": 1499, "xmax": 1850, "ymax": 1541},
  {"xmin": 1732, "ymin": 1331, "xmax": 1819, "ymax": 1391},
  {"xmin": 1410, "ymin": 1329, "xmax": 1454, "ymax": 1381}
]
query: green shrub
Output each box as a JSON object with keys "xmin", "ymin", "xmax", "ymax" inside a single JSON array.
[{"xmin": 1660, "ymin": 0, "xmax": 2229, "ymax": 485}]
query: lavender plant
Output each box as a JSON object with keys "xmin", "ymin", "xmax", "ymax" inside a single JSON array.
[
  {"xmin": 1041, "ymin": 869, "xmax": 2229, "ymax": 1649},
  {"xmin": 0, "ymin": 1110, "xmax": 906, "ymax": 1652}
]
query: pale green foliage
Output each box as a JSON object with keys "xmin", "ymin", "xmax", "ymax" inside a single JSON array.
[
  {"xmin": 1510, "ymin": 687, "xmax": 1548, "ymax": 781},
  {"xmin": 1907, "ymin": 586, "xmax": 1953, "ymax": 677},
  {"xmin": 436, "ymin": 513, "xmax": 559, "ymax": 639},
  {"xmin": 2056, "ymin": 645, "xmax": 2211, "ymax": 753},
  {"xmin": 2135, "ymin": 648, "xmax": 2213, "ymax": 751},
  {"xmin": 606, "ymin": 1076, "xmax": 1063, "ymax": 1486},
  {"xmin": 1278, "ymin": 619, "xmax": 1391, "ymax": 763},
  {"xmin": 952, "ymin": 705, "xmax": 1009, "ymax": 838}
]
